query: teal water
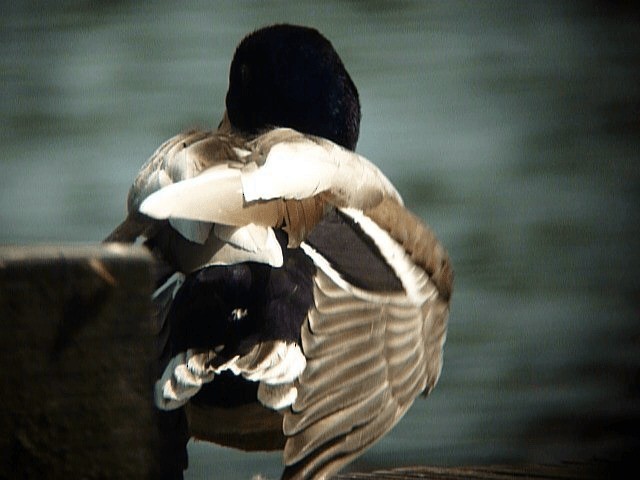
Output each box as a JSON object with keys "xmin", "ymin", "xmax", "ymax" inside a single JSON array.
[{"xmin": 2, "ymin": 1, "xmax": 639, "ymax": 478}]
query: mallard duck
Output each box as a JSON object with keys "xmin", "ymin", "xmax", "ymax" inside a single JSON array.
[{"xmin": 106, "ymin": 24, "xmax": 452, "ymax": 480}]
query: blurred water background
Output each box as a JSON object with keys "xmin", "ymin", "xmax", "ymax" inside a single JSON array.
[{"xmin": 2, "ymin": 1, "xmax": 639, "ymax": 478}]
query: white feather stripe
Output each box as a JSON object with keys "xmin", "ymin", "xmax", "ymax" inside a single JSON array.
[
  {"xmin": 300, "ymin": 242, "xmax": 407, "ymax": 304},
  {"xmin": 339, "ymin": 208, "xmax": 437, "ymax": 306}
]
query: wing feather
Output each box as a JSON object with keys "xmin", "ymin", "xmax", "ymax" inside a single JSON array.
[
  {"xmin": 300, "ymin": 319, "xmax": 381, "ymax": 360},
  {"xmin": 139, "ymin": 129, "xmax": 400, "ymax": 228},
  {"xmin": 282, "ymin": 199, "xmax": 452, "ymax": 479},
  {"xmin": 284, "ymin": 360, "xmax": 387, "ymax": 435},
  {"xmin": 284, "ymin": 381, "xmax": 391, "ymax": 466},
  {"xmin": 293, "ymin": 342, "xmax": 385, "ymax": 406},
  {"xmin": 283, "ymin": 398, "xmax": 399, "ymax": 480}
]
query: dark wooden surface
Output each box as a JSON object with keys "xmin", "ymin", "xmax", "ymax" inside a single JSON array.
[
  {"xmin": 0, "ymin": 244, "xmax": 156, "ymax": 479},
  {"xmin": 334, "ymin": 462, "xmax": 609, "ymax": 480}
]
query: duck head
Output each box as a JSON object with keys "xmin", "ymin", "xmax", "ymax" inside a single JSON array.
[{"xmin": 225, "ymin": 24, "xmax": 361, "ymax": 151}]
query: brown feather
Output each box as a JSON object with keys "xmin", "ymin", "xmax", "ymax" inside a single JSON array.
[{"xmin": 365, "ymin": 197, "xmax": 453, "ymax": 300}]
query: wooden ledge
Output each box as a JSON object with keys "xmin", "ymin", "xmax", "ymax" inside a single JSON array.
[
  {"xmin": 335, "ymin": 462, "xmax": 609, "ymax": 479},
  {"xmin": 0, "ymin": 244, "xmax": 157, "ymax": 478}
]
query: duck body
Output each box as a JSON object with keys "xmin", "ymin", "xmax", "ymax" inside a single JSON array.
[{"xmin": 106, "ymin": 24, "xmax": 452, "ymax": 480}]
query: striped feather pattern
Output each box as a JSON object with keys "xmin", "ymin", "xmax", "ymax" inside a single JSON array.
[{"xmin": 282, "ymin": 257, "xmax": 449, "ymax": 479}]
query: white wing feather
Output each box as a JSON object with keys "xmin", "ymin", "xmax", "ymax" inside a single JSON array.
[
  {"xmin": 140, "ymin": 132, "xmax": 402, "ymax": 225},
  {"xmin": 242, "ymin": 138, "xmax": 402, "ymax": 208}
]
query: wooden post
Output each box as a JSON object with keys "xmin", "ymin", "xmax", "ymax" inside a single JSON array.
[{"xmin": 0, "ymin": 245, "xmax": 157, "ymax": 479}]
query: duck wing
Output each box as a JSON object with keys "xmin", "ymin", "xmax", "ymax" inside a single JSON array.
[
  {"xmin": 138, "ymin": 128, "xmax": 402, "ymax": 249},
  {"xmin": 282, "ymin": 199, "xmax": 452, "ymax": 480},
  {"xmin": 105, "ymin": 128, "xmax": 287, "ymax": 270},
  {"xmin": 105, "ymin": 130, "xmax": 215, "ymax": 242}
]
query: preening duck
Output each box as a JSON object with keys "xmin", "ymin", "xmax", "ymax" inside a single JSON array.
[{"xmin": 106, "ymin": 24, "xmax": 452, "ymax": 480}]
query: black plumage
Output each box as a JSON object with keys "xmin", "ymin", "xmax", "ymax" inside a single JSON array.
[{"xmin": 166, "ymin": 232, "xmax": 315, "ymax": 363}]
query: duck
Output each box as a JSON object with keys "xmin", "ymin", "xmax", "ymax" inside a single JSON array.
[{"xmin": 105, "ymin": 24, "xmax": 453, "ymax": 480}]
